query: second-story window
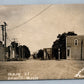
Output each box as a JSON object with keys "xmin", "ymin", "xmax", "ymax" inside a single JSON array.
[{"xmin": 74, "ymin": 39, "xmax": 78, "ymax": 45}]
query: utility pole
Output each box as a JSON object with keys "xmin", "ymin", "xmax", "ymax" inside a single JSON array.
[
  {"xmin": 0, "ymin": 22, "xmax": 7, "ymax": 61},
  {"xmin": 4, "ymin": 22, "xmax": 7, "ymax": 48},
  {"xmin": 0, "ymin": 22, "xmax": 7, "ymax": 47}
]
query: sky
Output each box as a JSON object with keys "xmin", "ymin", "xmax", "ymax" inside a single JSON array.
[{"xmin": 0, "ymin": 4, "xmax": 84, "ymax": 53}]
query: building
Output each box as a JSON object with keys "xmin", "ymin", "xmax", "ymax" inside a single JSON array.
[
  {"xmin": 52, "ymin": 33, "xmax": 84, "ymax": 60},
  {"xmin": 7, "ymin": 41, "xmax": 19, "ymax": 60},
  {"xmin": 66, "ymin": 35, "xmax": 84, "ymax": 60},
  {"xmin": 43, "ymin": 48, "xmax": 53, "ymax": 60},
  {"xmin": 7, "ymin": 42, "xmax": 30, "ymax": 61},
  {"xmin": 0, "ymin": 41, "xmax": 5, "ymax": 61}
]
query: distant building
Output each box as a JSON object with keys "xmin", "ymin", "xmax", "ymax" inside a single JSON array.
[
  {"xmin": 43, "ymin": 48, "xmax": 53, "ymax": 60},
  {"xmin": 7, "ymin": 41, "xmax": 19, "ymax": 60},
  {"xmin": 66, "ymin": 35, "xmax": 84, "ymax": 60},
  {"xmin": 7, "ymin": 42, "xmax": 30, "ymax": 61}
]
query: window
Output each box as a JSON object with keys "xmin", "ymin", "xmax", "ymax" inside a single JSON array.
[{"xmin": 74, "ymin": 39, "xmax": 78, "ymax": 45}]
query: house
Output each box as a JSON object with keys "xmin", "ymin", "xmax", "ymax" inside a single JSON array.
[{"xmin": 66, "ymin": 35, "xmax": 84, "ymax": 60}]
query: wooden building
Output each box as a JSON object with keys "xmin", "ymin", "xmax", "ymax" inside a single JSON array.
[
  {"xmin": 52, "ymin": 35, "xmax": 84, "ymax": 60},
  {"xmin": 66, "ymin": 35, "xmax": 84, "ymax": 60},
  {"xmin": 43, "ymin": 48, "xmax": 53, "ymax": 60}
]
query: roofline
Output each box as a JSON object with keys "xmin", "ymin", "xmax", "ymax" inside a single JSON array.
[{"xmin": 66, "ymin": 35, "xmax": 84, "ymax": 37}]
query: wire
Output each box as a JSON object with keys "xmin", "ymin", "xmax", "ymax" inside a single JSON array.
[{"xmin": 7, "ymin": 4, "xmax": 52, "ymax": 31}]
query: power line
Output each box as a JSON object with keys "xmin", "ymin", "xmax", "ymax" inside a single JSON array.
[{"xmin": 7, "ymin": 4, "xmax": 52, "ymax": 31}]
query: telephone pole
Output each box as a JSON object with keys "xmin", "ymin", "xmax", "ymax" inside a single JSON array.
[
  {"xmin": 0, "ymin": 22, "xmax": 7, "ymax": 47},
  {"xmin": 0, "ymin": 22, "xmax": 7, "ymax": 61},
  {"xmin": 4, "ymin": 22, "xmax": 7, "ymax": 48}
]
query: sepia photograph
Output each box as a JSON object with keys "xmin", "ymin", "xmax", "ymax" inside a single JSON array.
[{"xmin": 0, "ymin": 4, "xmax": 84, "ymax": 80}]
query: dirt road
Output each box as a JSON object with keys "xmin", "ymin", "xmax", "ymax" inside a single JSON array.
[{"xmin": 0, "ymin": 60, "xmax": 84, "ymax": 80}]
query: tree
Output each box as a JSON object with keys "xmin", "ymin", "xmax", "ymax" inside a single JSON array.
[
  {"xmin": 22, "ymin": 45, "xmax": 31, "ymax": 59},
  {"xmin": 37, "ymin": 49, "xmax": 44, "ymax": 60},
  {"xmin": 32, "ymin": 52, "xmax": 38, "ymax": 59}
]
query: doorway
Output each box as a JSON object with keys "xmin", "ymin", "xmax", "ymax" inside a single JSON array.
[{"xmin": 67, "ymin": 47, "xmax": 71, "ymax": 59}]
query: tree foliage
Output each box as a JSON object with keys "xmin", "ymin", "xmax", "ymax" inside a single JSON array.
[
  {"xmin": 22, "ymin": 45, "xmax": 30, "ymax": 59},
  {"xmin": 37, "ymin": 49, "xmax": 44, "ymax": 60}
]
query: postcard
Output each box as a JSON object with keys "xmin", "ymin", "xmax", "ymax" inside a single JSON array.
[{"xmin": 0, "ymin": 4, "xmax": 84, "ymax": 80}]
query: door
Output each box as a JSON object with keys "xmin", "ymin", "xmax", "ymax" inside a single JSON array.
[{"xmin": 67, "ymin": 47, "xmax": 71, "ymax": 59}]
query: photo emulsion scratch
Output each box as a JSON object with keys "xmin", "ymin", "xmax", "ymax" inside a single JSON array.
[{"xmin": 0, "ymin": 4, "xmax": 84, "ymax": 80}]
